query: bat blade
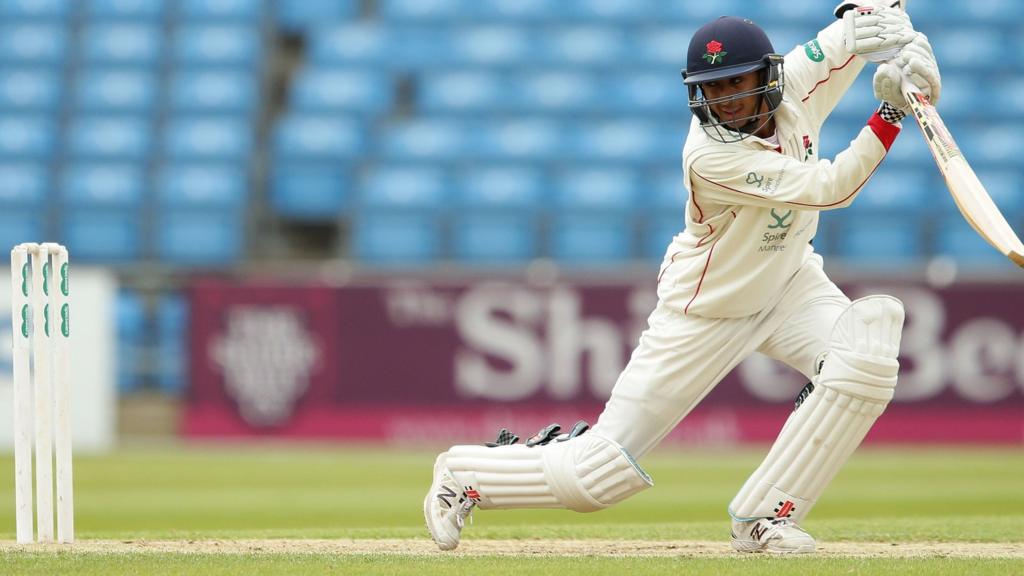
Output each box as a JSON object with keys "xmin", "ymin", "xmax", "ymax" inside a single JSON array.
[{"xmin": 902, "ymin": 86, "xmax": 1024, "ymax": 269}]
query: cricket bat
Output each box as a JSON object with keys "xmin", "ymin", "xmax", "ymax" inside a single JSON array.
[{"xmin": 897, "ymin": 0, "xmax": 1024, "ymax": 268}]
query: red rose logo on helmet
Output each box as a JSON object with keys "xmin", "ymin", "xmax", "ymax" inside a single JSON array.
[{"xmin": 703, "ymin": 40, "xmax": 727, "ymax": 64}]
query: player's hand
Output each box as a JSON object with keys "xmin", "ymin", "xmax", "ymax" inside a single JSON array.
[
  {"xmin": 840, "ymin": 4, "xmax": 916, "ymax": 63},
  {"xmin": 873, "ymin": 32, "xmax": 941, "ymax": 111}
]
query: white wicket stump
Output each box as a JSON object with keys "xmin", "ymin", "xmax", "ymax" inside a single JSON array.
[{"xmin": 10, "ymin": 243, "xmax": 74, "ymax": 544}]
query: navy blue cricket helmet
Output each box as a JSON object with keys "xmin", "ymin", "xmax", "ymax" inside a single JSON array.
[{"xmin": 681, "ymin": 16, "xmax": 785, "ymax": 142}]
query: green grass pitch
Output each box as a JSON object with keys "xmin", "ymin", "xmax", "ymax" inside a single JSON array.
[{"xmin": 1, "ymin": 445, "xmax": 1021, "ymax": 575}]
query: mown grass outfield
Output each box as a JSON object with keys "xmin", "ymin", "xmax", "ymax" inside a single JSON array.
[{"xmin": 1, "ymin": 445, "xmax": 1022, "ymax": 575}]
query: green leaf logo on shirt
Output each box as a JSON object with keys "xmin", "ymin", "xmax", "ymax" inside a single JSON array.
[
  {"xmin": 804, "ymin": 39, "xmax": 824, "ymax": 62},
  {"xmin": 768, "ymin": 209, "xmax": 794, "ymax": 229}
]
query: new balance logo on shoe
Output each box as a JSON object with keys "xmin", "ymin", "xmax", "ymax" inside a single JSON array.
[
  {"xmin": 436, "ymin": 485, "xmax": 457, "ymax": 509},
  {"xmin": 750, "ymin": 523, "xmax": 769, "ymax": 541}
]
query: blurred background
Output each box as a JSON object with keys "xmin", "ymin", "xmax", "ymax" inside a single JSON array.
[{"xmin": 0, "ymin": 0, "xmax": 1020, "ymax": 453}]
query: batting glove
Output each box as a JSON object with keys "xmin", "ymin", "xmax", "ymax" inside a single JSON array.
[
  {"xmin": 873, "ymin": 32, "xmax": 941, "ymax": 112},
  {"xmin": 839, "ymin": 4, "xmax": 916, "ymax": 63}
]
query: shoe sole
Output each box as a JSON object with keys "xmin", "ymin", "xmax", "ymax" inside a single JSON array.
[{"xmin": 731, "ymin": 538, "xmax": 816, "ymax": 554}]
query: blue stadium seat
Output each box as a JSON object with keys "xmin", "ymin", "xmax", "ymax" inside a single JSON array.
[
  {"xmin": 474, "ymin": 118, "xmax": 564, "ymax": 161},
  {"xmin": 86, "ymin": 0, "xmax": 165, "ymax": 20},
  {"xmin": 352, "ymin": 212, "xmax": 443, "ymax": 264},
  {"xmin": 930, "ymin": 29, "xmax": 1006, "ymax": 71},
  {"xmin": 837, "ymin": 213, "xmax": 924, "ymax": 266},
  {"xmin": 174, "ymin": 25, "xmax": 260, "ymax": 67},
  {"xmin": 61, "ymin": 209, "xmax": 143, "ymax": 262},
  {"xmin": 170, "ymin": 69, "xmax": 257, "ymax": 112},
  {"xmin": 668, "ymin": 1, "xmax": 745, "ymax": 23},
  {"xmin": 451, "ymin": 212, "xmax": 539, "ymax": 263},
  {"xmin": 643, "ymin": 213, "xmax": 683, "ymax": 261},
  {"xmin": 0, "ymin": 115, "xmax": 56, "ymax": 157},
  {"xmin": 82, "ymin": 23, "xmax": 162, "ymax": 65},
  {"xmin": 934, "ymin": 214, "xmax": 1017, "ymax": 268},
  {"xmin": 958, "ymin": 125, "xmax": 1022, "ymax": 166},
  {"xmin": 451, "ymin": 166, "xmax": 543, "ymax": 264},
  {"xmin": 472, "ymin": 0, "xmax": 550, "ymax": 20},
  {"xmin": 155, "ymin": 209, "xmax": 245, "ymax": 264},
  {"xmin": 0, "ymin": 68, "xmax": 60, "ymax": 110},
  {"xmin": 179, "ymin": 0, "xmax": 262, "ymax": 21},
  {"xmin": 634, "ymin": 28, "xmax": 695, "ymax": 66},
  {"xmin": 156, "ymin": 163, "xmax": 247, "ymax": 207},
  {"xmin": 909, "ymin": 0, "xmax": 1023, "ymax": 24},
  {"xmin": 567, "ymin": 121, "xmax": 679, "ymax": 163},
  {"xmin": 418, "ymin": 71, "xmax": 509, "ymax": 113},
  {"xmin": 881, "ymin": 121, "xmax": 931, "ymax": 165},
  {"xmin": 61, "ymin": 163, "xmax": 145, "ymax": 207},
  {"xmin": 540, "ymin": 26, "xmax": 627, "ymax": 66},
  {"xmin": 555, "ymin": 167, "xmax": 639, "ymax": 210},
  {"xmin": 447, "ymin": 26, "xmax": 537, "ymax": 66},
  {"xmin": 116, "ymin": 289, "xmax": 147, "ymax": 394},
  {"xmin": 550, "ymin": 213, "xmax": 634, "ymax": 264},
  {"xmin": 516, "ymin": 72, "xmax": 601, "ymax": 112},
  {"xmin": 934, "ymin": 73, "xmax": 974, "ymax": 120},
  {"xmin": 766, "ymin": 27, "xmax": 812, "ymax": 57},
  {"xmin": 270, "ymin": 162, "xmax": 348, "ymax": 219},
  {"xmin": 378, "ymin": 119, "xmax": 472, "ymax": 161},
  {"xmin": 562, "ymin": 0, "xmax": 655, "ymax": 22},
  {"xmin": 155, "ymin": 294, "xmax": 187, "ymax": 395},
  {"xmin": 812, "ymin": 214, "xmax": 840, "ymax": 259},
  {"xmin": 310, "ymin": 24, "xmax": 393, "ymax": 66},
  {"xmin": 275, "ymin": 115, "xmax": 365, "ymax": 160},
  {"xmin": 604, "ymin": 72, "xmax": 681, "ymax": 114},
  {"xmin": 993, "ymin": 77, "xmax": 1024, "ymax": 119},
  {"xmin": 291, "ymin": 69, "xmax": 392, "ymax": 114},
  {"xmin": 66, "ymin": 116, "xmax": 151, "ymax": 159},
  {"xmin": 830, "ymin": 74, "xmax": 877, "ymax": 122},
  {"xmin": 0, "ymin": 211, "xmax": 45, "ymax": 250},
  {"xmin": 850, "ymin": 168, "xmax": 930, "ymax": 212},
  {"xmin": 75, "ymin": 69, "xmax": 158, "ymax": 112},
  {"xmin": 380, "ymin": 0, "xmax": 462, "ymax": 20},
  {"xmin": 456, "ymin": 166, "xmax": 544, "ymax": 209},
  {"xmin": 647, "ymin": 169, "xmax": 686, "ymax": 211},
  {"xmin": 0, "ymin": 24, "xmax": 65, "ymax": 63},
  {"xmin": 0, "ymin": 0, "xmax": 70, "ymax": 20},
  {"xmin": 715, "ymin": 2, "xmax": 817, "ymax": 25},
  {"xmin": 361, "ymin": 165, "xmax": 448, "ymax": 209},
  {"xmin": 0, "ymin": 162, "xmax": 48, "ymax": 205},
  {"xmin": 642, "ymin": 170, "xmax": 686, "ymax": 260},
  {"xmin": 277, "ymin": 0, "xmax": 358, "ymax": 31},
  {"xmin": 164, "ymin": 116, "xmax": 252, "ymax": 160}
]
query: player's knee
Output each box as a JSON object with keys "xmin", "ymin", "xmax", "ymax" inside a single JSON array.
[
  {"xmin": 542, "ymin": 433, "xmax": 653, "ymax": 512},
  {"xmin": 819, "ymin": 295, "xmax": 904, "ymax": 402}
]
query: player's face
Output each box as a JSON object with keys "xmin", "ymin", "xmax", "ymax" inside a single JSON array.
[{"xmin": 701, "ymin": 71, "xmax": 764, "ymax": 129}]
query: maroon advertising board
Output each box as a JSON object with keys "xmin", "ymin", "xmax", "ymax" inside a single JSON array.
[{"xmin": 185, "ymin": 277, "xmax": 1023, "ymax": 444}]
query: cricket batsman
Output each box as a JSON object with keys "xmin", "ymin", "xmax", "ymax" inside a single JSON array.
[{"xmin": 425, "ymin": 2, "xmax": 941, "ymax": 554}]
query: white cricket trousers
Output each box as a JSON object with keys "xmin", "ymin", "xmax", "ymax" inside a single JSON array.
[{"xmin": 591, "ymin": 257, "xmax": 850, "ymax": 458}]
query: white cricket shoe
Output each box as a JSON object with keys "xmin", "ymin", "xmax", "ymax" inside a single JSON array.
[
  {"xmin": 730, "ymin": 517, "xmax": 816, "ymax": 554},
  {"xmin": 424, "ymin": 454, "xmax": 476, "ymax": 551}
]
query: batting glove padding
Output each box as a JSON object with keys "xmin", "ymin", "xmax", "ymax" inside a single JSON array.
[
  {"xmin": 841, "ymin": 5, "xmax": 916, "ymax": 63},
  {"xmin": 873, "ymin": 32, "xmax": 941, "ymax": 112}
]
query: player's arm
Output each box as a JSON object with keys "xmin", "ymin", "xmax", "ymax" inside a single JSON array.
[
  {"xmin": 785, "ymin": 4, "xmax": 914, "ymax": 125},
  {"xmin": 688, "ymin": 109, "xmax": 901, "ymax": 211}
]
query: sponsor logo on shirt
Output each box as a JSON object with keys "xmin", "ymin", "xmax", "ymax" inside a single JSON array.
[{"xmin": 804, "ymin": 39, "xmax": 824, "ymax": 62}]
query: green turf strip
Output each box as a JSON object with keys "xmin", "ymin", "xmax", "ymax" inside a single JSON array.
[{"xmin": 0, "ymin": 553, "xmax": 1020, "ymax": 576}]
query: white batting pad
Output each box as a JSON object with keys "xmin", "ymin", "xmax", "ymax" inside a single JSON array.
[
  {"xmin": 729, "ymin": 296, "xmax": 904, "ymax": 522},
  {"xmin": 444, "ymin": 433, "xmax": 653, "ymax": 512}
]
